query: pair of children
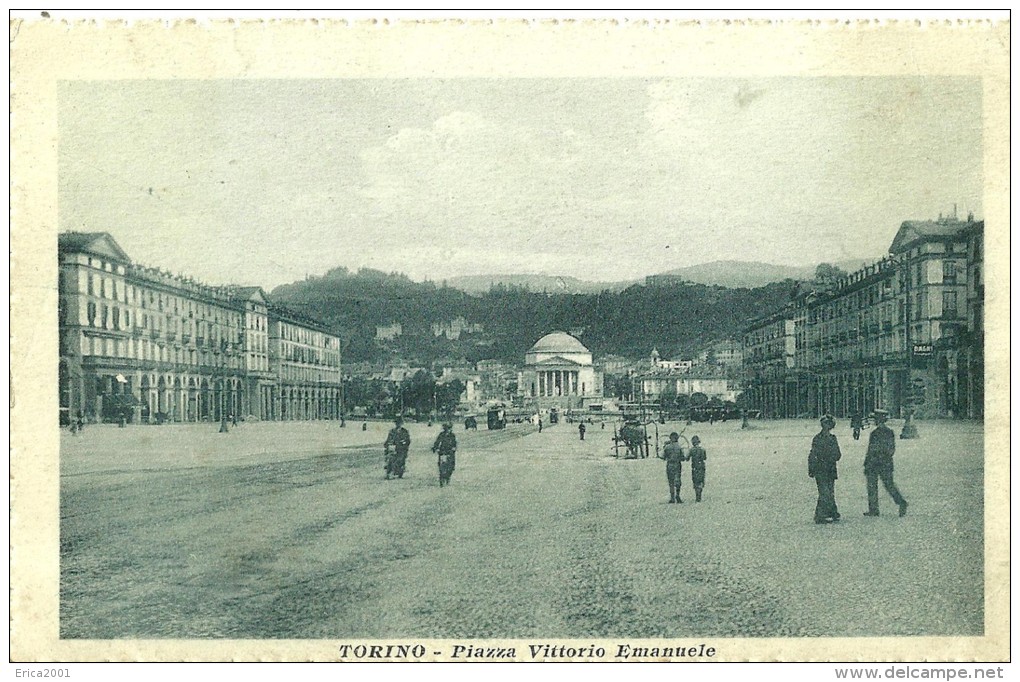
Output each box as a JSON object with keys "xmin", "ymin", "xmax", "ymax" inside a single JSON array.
[{"xmin": 661, "ymin": 433, "xmax": 707, "ymax": 504}]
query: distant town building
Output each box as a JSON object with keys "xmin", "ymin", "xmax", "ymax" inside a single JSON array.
[
  {"xmin": 475, "ymin": 359, "xmax": 514, "ymax": 373},
  {"xmin": 438, "ymin": 367, "xmax": 481, "ymax": 404},
  {"xmin": 741, "ymin": 215, "xmax": 984, "ymax": 419},
  {"xmin": 387, "ymin": 364, "xmax": 425, "ymax": 383},
  {"xmin": 649, "ymin": 347, "xmax": 694, "ymax": 373},
  {"xmin": 57, "ymin": 232, "xmax": 343, "ymax": 424},
  {"xmin": 698, "ymin": 339, "xmax": 743, "ymax": 368},
  {"xmin": 637, "ymin": 369, "xmax": 739, "ymax": 403},
  {"xmin": 594, "ymin": 354, "xmax": 634, "ymax": 375},
  {"xmin": 375, "ymin": 322, "xmax": 403, "ymax": 341},
  {"xmin": 517, "ymin": 331, "xmax": 602, "ymax": 406},
  {"xmin": 430, "ymin": 316, "xmax": 484, "ymax": 340}
]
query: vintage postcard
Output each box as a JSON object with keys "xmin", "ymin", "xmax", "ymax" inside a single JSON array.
[{"xmin": 9, "ymin": 16, "xmax": 1010, "ymax": 663}]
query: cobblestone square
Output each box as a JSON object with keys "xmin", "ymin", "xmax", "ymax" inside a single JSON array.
[{"xmin": 60, "ymin": 418, "xmax": 983, "ymax": 639}]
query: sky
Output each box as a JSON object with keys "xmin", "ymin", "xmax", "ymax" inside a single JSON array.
[{"xmin": 58, "ymin": 78, "xmax": 982, "ymax": 289}]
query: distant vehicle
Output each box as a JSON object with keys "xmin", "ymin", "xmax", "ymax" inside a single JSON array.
[
  {"xmin": 487, "ymin": 404, "xmax": 507, "ymax": 430},
  {"xmin": 464, "ymin": 416, "xmax": 478, "ymax": 430},
  {"xmin": 549, "ymin": 407, "xmax": 559, "ymax": 424}
]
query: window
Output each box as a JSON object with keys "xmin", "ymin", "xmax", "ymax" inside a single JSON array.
[
  {"xmin": 943, "ymin": 291, "xmax": 958, "ymax": 318},
  {"xmin": 943, "ymin": 260, "xmax": 957, "ymax": 284},
  {"xmin": 101, "ymin": 304, "xmax": 108, "ymax": 328},
  {"xmin": 87, "ymin": 302, "xmax": 97, "ymax": 326}
]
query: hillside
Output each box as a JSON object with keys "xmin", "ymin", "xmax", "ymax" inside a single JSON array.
[
  {"xmin": 443, "ymin": 273, "xmax": 630, "ymax": 295},
  {"xmin": 270, "ymin": 267, "xmax": 798, "ymax": 365},
  {"xmin": 442, "ymin": 258, "xmax": 880, "ymax": 293}
]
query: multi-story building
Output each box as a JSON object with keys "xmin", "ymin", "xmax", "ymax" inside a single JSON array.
[
  {"xmin": 741, "ymin": 308, "xmax": 796, "ymax": 417},
  {"xmin": 962, "ymin": 220, "xmax": 984, "ymax": 418},
  {"xmin": 267, "ymin": 305, "xmax": 343, "ymax": 421},
  {"xmin": 741, "ymin": 215, "xmax": 984, "ymax": 420},
  {"xmin": 58, "ymin": 232, "xmax": 343, "ymax": 424},
  {"xmin": 637, "ymin": 369, "xmax": 737, "ymax": 403},
  {"xmin": 806, "ymin": 255, "xmax": 906, "ymax": 418}
]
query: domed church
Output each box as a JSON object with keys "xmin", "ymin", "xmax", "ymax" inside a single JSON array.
[{"xmin": 518, "ymin": 331, "xmax": 602, "ymax": 406}]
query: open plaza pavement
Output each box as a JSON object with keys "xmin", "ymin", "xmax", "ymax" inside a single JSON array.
[{"xmin": 59, "ymin": 417, "xmax": 984, "ymax": 639}]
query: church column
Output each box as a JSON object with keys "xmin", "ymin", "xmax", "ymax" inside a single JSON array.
[
  {"xmin": 572, "ymin": 371, "xmax": 578, "ymax": 395},
  {"xmin": 539, "ymin": 372, "xmax": 546, "ymax": 396}
]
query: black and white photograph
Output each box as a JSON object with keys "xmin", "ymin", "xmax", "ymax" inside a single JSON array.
[{"xmin": 10, "ymin": 15, "xmax": 1010, "ymax": 666}]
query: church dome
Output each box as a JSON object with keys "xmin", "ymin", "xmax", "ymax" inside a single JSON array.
[{"xmin": 528, "ymin": 331, "xmax": 589, "ymax": 355}]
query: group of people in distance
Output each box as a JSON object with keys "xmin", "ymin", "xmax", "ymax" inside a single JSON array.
[
  {"xmin": 380, "ymin": 410, "xmax": 907, "ymax": 521},
  {"xmin": 382, "ymin": 416, "xmax": 458, "ymax": 487},
  {"xmin": 809, "ymin": 409, "xmax": 908, "ymax": 524}
]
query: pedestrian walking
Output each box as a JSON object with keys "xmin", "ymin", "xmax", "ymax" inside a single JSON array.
[
  {"xmin": 689, "ymin": 435, "xmax": 707, "ymax": 502},
  {"xmin": 76, "ymin": 409, "xmax": 86, "ymax": 433},
  {"xmin": 578, "ymin": 422, "xmax": 586, "ymax": 441},
  {"xmin": 850, "ymin": 411, "xmax": 864, "ymax": 441},
  {"xmin": 808, "ymin": 415, "xmax": 842, "ymax": 524},
  {"xmin": 661, "ymin": 431, "xmax": 687, "ymax": 503},
  {"xmin": 538, "ymin": 418, "xmax": 543, "ymax": 433},
  {"xmin": 432, "ymin": 422, "xmax": 457, "ymax": 487},
  {"xmin": 384, "ymin": 416, "xmax": 411, "ymax": 480},
  {"xmin": 863, "ymin": 410, "xmax": 908, "ymax": 518}
]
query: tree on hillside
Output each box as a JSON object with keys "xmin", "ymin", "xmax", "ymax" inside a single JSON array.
[{"xmin": 814, "ymin": 263, "xmax": 848, "ymax": 281}]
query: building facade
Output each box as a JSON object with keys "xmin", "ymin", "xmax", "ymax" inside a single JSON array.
[
  {"xmin": 268, "ymin": 306, "xmax": 343, "ymax": 421},
  {"xmin": 741, "ymin": 216, "xmax": 984, "ymax": 419},
  {"xmin": 58, "ymin": 232, "xmax": 343, "ymax": 424}
]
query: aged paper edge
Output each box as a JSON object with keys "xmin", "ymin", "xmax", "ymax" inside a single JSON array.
[{"xmin": 9, "ymin": 17, "xmax": 1011, "ymax": 662}]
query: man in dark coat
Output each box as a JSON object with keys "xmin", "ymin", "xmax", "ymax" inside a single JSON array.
[
  {"xmin": 578, "ymin": 422, "xmax": 586, "ymax": 441},
  {"xmin": 863, "ymin": 410, "xmax": 908, "ymax": 517},
  {"xmin": 432, "ymin": 422, "xmax": 457, "ymax": 487},
  {"xmin": 661, "ymin": 431, "xmax": 686, "ymax": 503},
  {"xmin": 808, "ymin": 415, "xmax": 842, "ymax": 524},
  {"xmin": 384, "ymin": 416, "xmax": 411, "ymax": 479}
]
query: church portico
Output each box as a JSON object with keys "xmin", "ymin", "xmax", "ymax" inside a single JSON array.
[{"xmin": 518, "ymin": 332, "xmax": 602, "ymax": 407}]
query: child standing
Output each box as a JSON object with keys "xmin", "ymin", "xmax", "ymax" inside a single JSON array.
[{"xmin": 689, "ymin": 435, "xmax": 707, "ymax": 502}]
